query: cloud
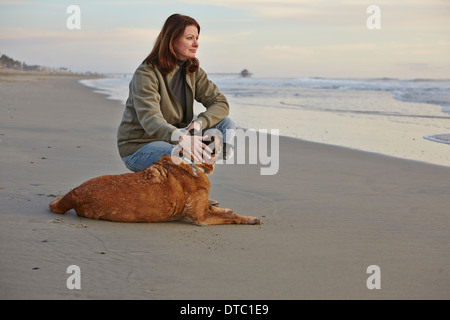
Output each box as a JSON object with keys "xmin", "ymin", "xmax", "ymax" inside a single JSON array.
[
  {"xmin": 0, "ymin": 27, "xmax": 159, "ymax": 43},
  {"xmin": 0, "ymin": 27, "xmax": 160, "ymax": 72},
  {"xmin": 0, "ymin": 1, "xmax": 33, "ymax": 4},
  {"xmin": 98, "ymin": 0, "xmax": 172, "ymax": 5},
  {"xmin": 181, "ymin": 0, "xmax": 450, "ymax": 28},
  {"xmin": 183, "ymin": 0, "xmax": 355, "ymax": 24},
  {"xmin": 264, "ymin": 45, "xmax": 314, "ymax": 56}
]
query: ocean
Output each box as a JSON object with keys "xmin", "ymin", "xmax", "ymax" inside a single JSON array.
[{"xmin": 80, "ymin": 74, "xmax": 450, "ymax": 166}]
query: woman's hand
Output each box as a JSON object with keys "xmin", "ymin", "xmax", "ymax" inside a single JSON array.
[
  {"xmin": 178, "ymin": 121, "xmax": 213, "ymax": 163},
  {"xmin": 186, "ymin": 120, "xmax": 202, "ymax": 133}
]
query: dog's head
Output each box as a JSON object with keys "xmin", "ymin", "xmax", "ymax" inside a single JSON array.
[
  {"xmin": 171, "ymin": 129, "xmax": 223, "ymax": 175},
  {"xmin": 161, "ymin": 154, "xmax": 215, "ymax": 176}
]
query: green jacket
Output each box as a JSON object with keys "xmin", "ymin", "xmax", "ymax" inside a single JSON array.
[{"xmin": 117, "ymin": 63, "xmax": 229, "ymax": 157}]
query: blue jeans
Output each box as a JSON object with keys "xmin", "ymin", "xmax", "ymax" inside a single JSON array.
[{"xmin": 122, "ymin": 117, "xmax": 236, "ymax": 172}]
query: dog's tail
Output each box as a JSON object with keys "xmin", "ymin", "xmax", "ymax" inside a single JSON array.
[{"xmin": 49, "ymin": 192, "xmax": 74, "ymax": 214}]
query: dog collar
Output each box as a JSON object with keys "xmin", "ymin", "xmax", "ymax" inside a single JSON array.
[{"xmin": 181, "ymin": 156, "xmax": 205, "ymax": 176}]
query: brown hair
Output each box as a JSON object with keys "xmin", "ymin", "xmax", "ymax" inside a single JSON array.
[{"xmin": 143, "ymin": 14, "xmax": 200, "ymax": 75}]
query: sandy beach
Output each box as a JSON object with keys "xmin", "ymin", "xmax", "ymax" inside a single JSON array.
[{"xmin": 1, "ymin": 72, "xmax": 449, "ymax": 300}]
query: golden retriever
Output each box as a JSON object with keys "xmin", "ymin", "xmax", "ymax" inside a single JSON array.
[{"xmin": 49, "ymin": 154, "xmax": 261, "ymax": 226}]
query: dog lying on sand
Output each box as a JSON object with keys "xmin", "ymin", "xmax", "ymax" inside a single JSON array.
[{"xmin": 49, "ymin": 136, "xmax": 261, "ymax": 226}]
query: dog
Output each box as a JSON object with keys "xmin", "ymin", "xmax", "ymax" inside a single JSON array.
[{"xmin": 49, "ymin": 134, "xmax": 261, "ymax": 226}]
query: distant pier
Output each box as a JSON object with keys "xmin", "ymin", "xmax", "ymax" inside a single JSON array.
[{"xmin": 209, "ymin": 69, "xmax": 252, "ymax": 78}]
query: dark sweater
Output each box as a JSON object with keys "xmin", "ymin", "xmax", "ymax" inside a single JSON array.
[{"xmin": 171, "ymin": 60, "xmax": 186, "ymax": 114}]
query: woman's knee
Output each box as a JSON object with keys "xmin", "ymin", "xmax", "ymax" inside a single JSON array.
[
  {"xmin": 217, "ymin": 117, "xmax": 236, "ymax": 130},
  {"xmin": 121, "ymin": 141, "xmax": 173, "ymax": 172}
]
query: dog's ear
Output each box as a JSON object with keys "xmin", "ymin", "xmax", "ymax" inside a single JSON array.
[{"xmin": 159, "ymin": 154, "xmax": 174, "ymax": 163}]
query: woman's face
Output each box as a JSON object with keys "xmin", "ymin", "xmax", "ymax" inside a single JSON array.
[{"xmin": 173, "ymin": 25, "xmax": 199, "ymax": 61}]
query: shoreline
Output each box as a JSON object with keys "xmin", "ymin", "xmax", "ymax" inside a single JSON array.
[{"xmin": 1, "ymin": 73, "xmax": 449, "ymax": 299}]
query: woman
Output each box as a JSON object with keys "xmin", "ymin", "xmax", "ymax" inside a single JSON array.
[{"xmin": 117, "ymin": 13, "xmax": 235, "ymax": 174}]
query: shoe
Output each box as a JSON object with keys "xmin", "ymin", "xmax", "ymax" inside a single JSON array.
[{"xmin": 209, "ymin": 199, "xmax": 219, "ymax": 207}]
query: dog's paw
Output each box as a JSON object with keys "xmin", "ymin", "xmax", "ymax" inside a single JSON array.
[{"xmin": 247, "ymin": 217, "xmax": 261, "ymax": 225}]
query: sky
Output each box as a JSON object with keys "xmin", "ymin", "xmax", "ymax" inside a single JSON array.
[{"xmin": 0, "ymin": 0, "xmax": 449, "ymax": 78}]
